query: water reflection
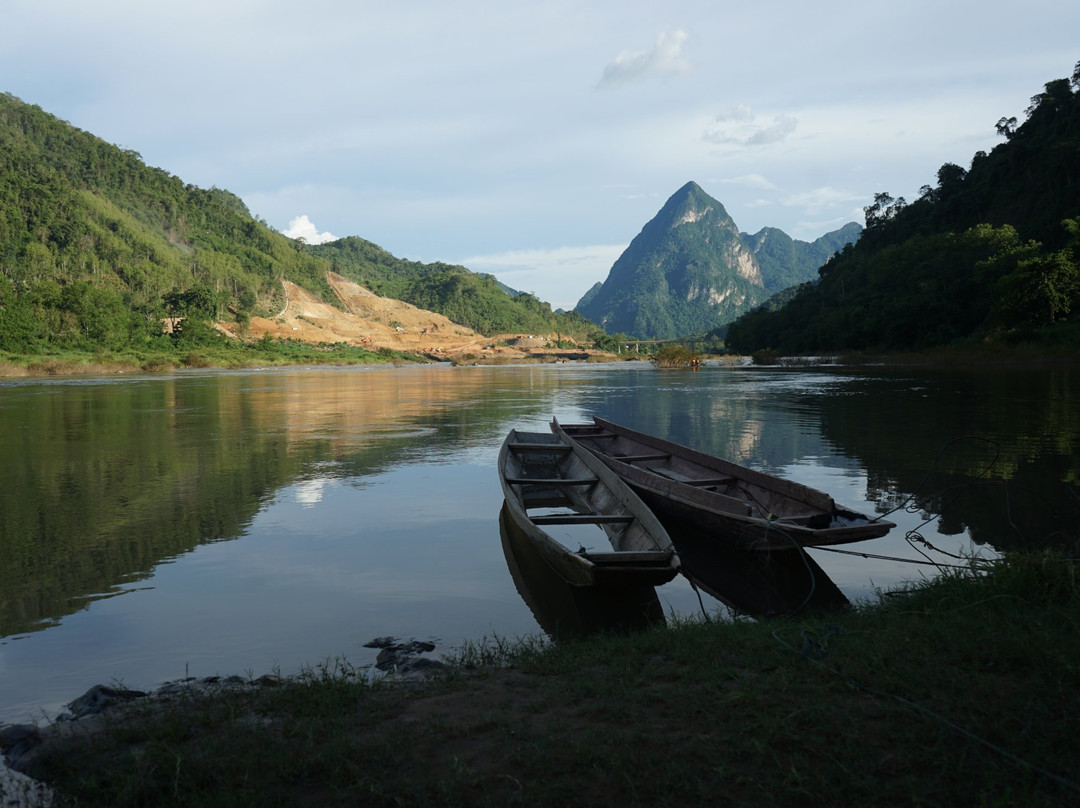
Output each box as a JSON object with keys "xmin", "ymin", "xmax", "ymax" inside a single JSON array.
[{"xmin": 1, "ymin": 362, "xmax": 1078, "ymax": 723}]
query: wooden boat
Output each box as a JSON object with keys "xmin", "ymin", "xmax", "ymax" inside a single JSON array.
[
  {"xmin": 554, "ymin": 417, "xmax": 895, "ymax": 551},
  {"xmin": 498, "ymin": 429, "xmax": 680, "ymax": 589},
  {"xmin": 498, "ymin": 503, "xmax": 666, "ymax": 637}
]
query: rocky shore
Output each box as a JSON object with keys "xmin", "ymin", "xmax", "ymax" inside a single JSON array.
[{"xmin": 0, "ymin": 637, "xmax": 445, "ymax": 807}]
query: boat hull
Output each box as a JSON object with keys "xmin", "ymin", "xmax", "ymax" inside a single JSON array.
[
  {"xmin": 557, "ymin": 417, "xmax": 895, "ymax": 551},
  {"xmin": 499, "ymin": 428, "xmax": 680, "ymax": 590}
]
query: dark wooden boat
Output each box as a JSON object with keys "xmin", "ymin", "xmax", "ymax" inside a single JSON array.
[
  {"xmin": 499, "ymin": 428, "xmax": 680, "ymax": 589},
  {"xmin": 498, "ymin": 503, "xmax": 666, "ymax": 637},
  {"xmin": 554, "ymin": 417, "xmax": 895, "ymax": 551}
]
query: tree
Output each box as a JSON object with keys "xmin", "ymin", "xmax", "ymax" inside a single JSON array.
[
  {"xmin": 863, "ymin": 192, "xmax": 906, "ymax": 229},
  {"xmin": 996, "ymin": 250, "xmax": 1079, "ymax": 326},
  {"xmin": 995, "ymin": 116, "xmax": 1018, "ymax": 139}
]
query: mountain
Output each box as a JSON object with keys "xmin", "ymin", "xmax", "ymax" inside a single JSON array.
[
  {"xmin": 573, "ymin": 182, "xmax": 860, "ymax": 339},
  {"xmin": 726, "ymin": 62, "xmax": 1080, "ymax": 355},
  {"xmin": 742, "ymin": 223, "xmax": 864, "ymax": 295},
  {"xmin": 0, "ymin": 92, "xmax": 595, "ymax": 356}
]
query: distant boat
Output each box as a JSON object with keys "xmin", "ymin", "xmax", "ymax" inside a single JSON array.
[
  {"xmin": 554, "ymin": 417, "xmax": 895, "ymax": 552},
  {"xmin": 498, "ymin": 428, "xmax": 681, "ymax": 590}
]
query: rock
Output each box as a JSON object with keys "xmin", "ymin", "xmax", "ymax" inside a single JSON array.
[
  {"xmin": 374, "ymin": 640, "xmax": 439, "ymax": 671},
  {"xmin": 363, "ymin": 636, "xmax": 397, "ymax": 649},
  {"xmin": 0, "ymin": 724, "xmax": 41, "ymax": 762},
  {"xmin": 384, "ymin": 657, "xmax": 447, "ymax": 684},
  {"xmin": 64, "ymin": 684, "xmax": 147, "ymax": 719}
]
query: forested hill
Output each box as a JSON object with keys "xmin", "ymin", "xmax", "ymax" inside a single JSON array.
[
  {"xmin": 726, "ymin": 62, "xmax": 1080, "ymax": 355},
  {"xmin": 0, "ymin": 92, "xmax": 592, "ymax": 355},
  {"xmin": 304, "ymin": 236, "xmax": 595, "ymax": 337}
]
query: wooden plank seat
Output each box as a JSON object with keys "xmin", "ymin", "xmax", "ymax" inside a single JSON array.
[
  {"xmin": 647, "ymin": 466, "xmax": 736, "ymax": 487},
  {"xmin": 530, "ymin": 513, "xmax": 635, "ymax": 525},
  {"xmin": 504, "ymin": 477, "xmax": 597, "ymax": 486},
  {"xmin": 584, "ymin": 550, "xmax": 675, "ymax": 564},
  {"xmin": 508, "ymin": 442, "xmax": 573, "ymax": 453}
]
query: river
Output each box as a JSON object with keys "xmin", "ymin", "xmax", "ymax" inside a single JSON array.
[{"xmin": 1, "ymin": 361, "xmax": 1077, "ymax": 723}]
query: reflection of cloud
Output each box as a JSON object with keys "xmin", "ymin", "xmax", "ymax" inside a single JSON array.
[
  {"xmin": 295, "ymin": 477, "xmax": 334, "ymax": 508},
  {"xmin": 599, "ymin": 30, "xmax": 691, "ymax": 86},
  {"xmin": 283, "ymin": 215, "xmax": 338, "ymax": 245},
  {"xmin": 704, "ymin": 106, "xmax": 797, "ymax": 146}
]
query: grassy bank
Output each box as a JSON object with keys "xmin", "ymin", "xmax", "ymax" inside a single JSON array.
[
  {"xmin": 16, "ymin": 548, "xmax": 1079, "ymax": 807},
  {"xmin": 0, "ymin": 341, "xmax": 425, "ymax": 378}
]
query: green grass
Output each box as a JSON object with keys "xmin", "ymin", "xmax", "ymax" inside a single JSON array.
[
  {"xmin": 0, "ymin": 340, "xmax": 424, "ymax": 378},
  {"xmin": 17, "ymin": 547, "xmax": 1080, "ymax": 807}
]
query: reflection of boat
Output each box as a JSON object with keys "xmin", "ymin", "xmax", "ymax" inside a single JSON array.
[
  {"xmin": 498, "ymin": 429, "xmax": 680, "ymax": 589},
  {"xmin": 499, "ymin": 504, "xmax": 665, "ymax": 637},
  {"xmin": 555, "ymin": 417, "xmax": 895, "ymax": 551},
  {"xmin": 664, "ymin": 515, "xmax": 849, "ymax": 616}
]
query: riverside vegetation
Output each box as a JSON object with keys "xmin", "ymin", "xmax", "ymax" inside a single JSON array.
[{"xmin": 8, "ymin": 546, "xmax": 1078, "ymax": 807}]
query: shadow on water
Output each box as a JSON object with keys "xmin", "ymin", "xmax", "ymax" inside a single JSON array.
[{"xmin": 500, "ymin": 501, "xmax": 848, "ymax": 639}]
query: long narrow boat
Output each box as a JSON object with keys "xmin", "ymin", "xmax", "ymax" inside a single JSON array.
[
  {"xmin": 499, "ymin": 428, "xmax": 680, "ymax": 589},
  {"xmin": 554, "ymin": 417, "xmax": 895, "ymax": 551}
]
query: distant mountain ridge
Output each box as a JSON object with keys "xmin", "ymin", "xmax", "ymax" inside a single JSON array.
[{"xmin": 574, "ymin": 182, "xmax": 860, "ymax": 339}]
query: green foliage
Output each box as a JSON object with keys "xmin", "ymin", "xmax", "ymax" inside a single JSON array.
[
  {"xmin": 652, "ymin": 343, "xmax": 700, "ymax": 367},
  {"xmin": 727, "ymin": 63, "xmax": 1080, "ymax": 354},
  {"xmin": 0, "ymin": 92, "xmax": 339, "ymax": 353}
]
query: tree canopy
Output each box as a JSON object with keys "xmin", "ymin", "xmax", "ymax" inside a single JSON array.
[{"xmin": 726, "ymin": 62, "xmax": 1080, "ymax": 355}]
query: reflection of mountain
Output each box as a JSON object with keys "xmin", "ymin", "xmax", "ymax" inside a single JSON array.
[
  {"xmin": 575, "ymin": 366, "xmax": 1080, "ymax": 553},
  {"xmin": 577, "ymin": 369, "xmax": 861, "ymax": 478},
  {"xmin": 0, "ymin": 368, "xmax": 560, "ymax": 638}
]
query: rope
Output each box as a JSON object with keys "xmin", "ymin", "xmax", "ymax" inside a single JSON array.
[
  {"xmin": 873, "ymin": 435, "xmax": 1003, "ymax": 523},
  {"xmin": 771, "ymin": 626, "xmax": 1080, "ymax": 798},
  {"xmin": 806, "ymin": 543, "xmax": 985, "ymax": 570}
]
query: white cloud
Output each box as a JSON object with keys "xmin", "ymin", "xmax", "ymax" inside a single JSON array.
[
  {"xmin": 457, "ymin": 245, "xmax": 626, "ymax": 311},
  {"xmin": 599, "ymin": 30, "xmax": 691, "ymax": 87},
  {"xmin": 703, "ymin": 106, "xmax": 798, "ymax": 147},
  {"xmin": 282, "ymin": 215, "xmax": 338, "ymax": 245}
]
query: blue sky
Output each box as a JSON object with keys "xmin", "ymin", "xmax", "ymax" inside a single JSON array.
[{"xmin": 3, "ymin": 1, "xmax": 1076, "ymax": 308}]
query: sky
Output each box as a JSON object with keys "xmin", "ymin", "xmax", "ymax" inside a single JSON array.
[{"xmin": 3, "ymin": 2, "xmax": 1077, "ymax": 310}]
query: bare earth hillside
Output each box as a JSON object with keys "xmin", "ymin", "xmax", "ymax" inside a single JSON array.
[{"xmin": 218, "ymin": 273, "xmax": 590, "ymax": 361}]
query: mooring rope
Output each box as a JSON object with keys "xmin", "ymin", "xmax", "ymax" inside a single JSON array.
[{"xmin": 771, "ymin": 625, "xmax": 1080, "ymax": 798}]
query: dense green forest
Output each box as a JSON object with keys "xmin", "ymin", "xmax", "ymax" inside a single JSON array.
[
  {"xmin": 725, "ymin": 62, "xmax": 1080, "ymax": 354},
  {"xmin": 0, "ymin": 93, "xmax": 594, "ymax": 360},
  {"xmin": 305, "ymin": 236, "xmax": 597, "ymax": 338}
]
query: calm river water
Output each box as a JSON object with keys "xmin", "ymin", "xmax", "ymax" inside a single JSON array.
[{"xmin": 2, "ymin": 361, "xmax": 1078, "ymax": 723}]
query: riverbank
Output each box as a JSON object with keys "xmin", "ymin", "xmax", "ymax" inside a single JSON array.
[{"xmin": 5, "ymin": 547, "xmax": 1077, "ymax": 807}]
